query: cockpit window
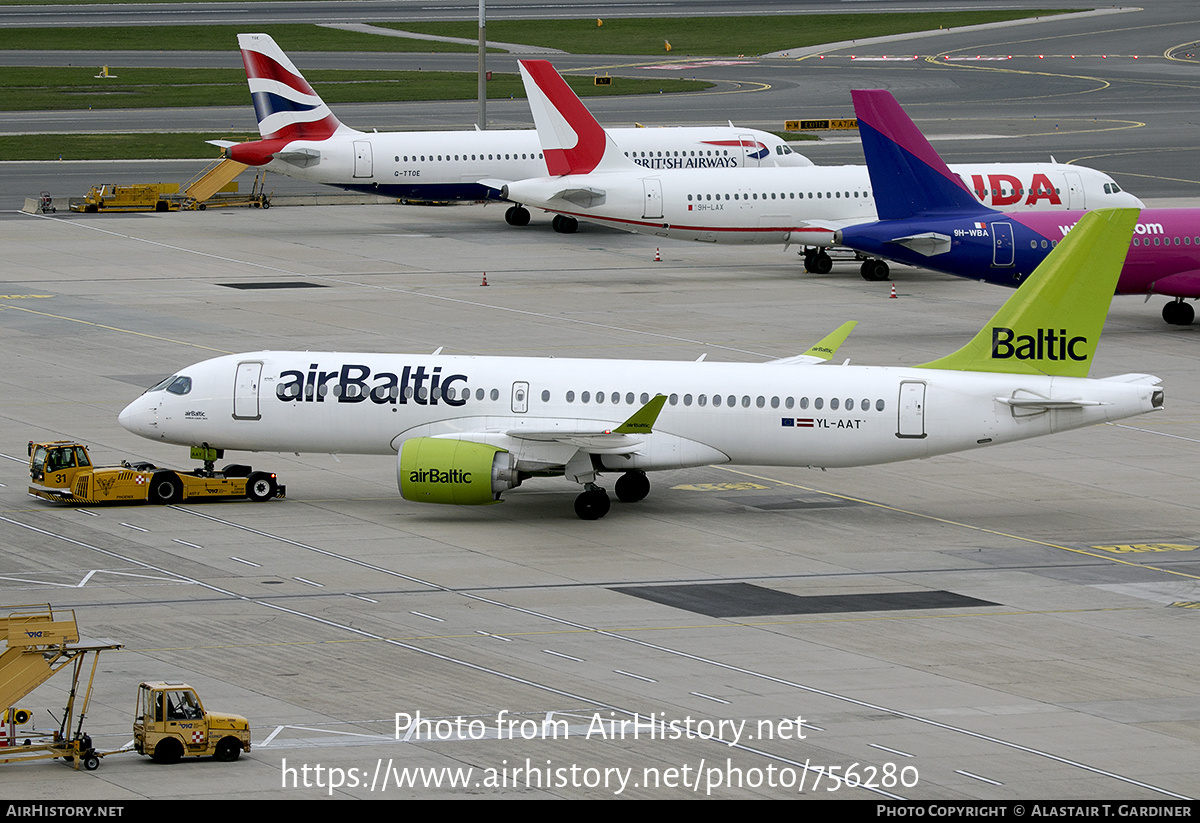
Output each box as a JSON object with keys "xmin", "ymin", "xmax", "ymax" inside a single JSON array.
[
  {"xmin": 777, "ymin": 145, "xmax": 793, "ymax": 155},
  {"xmin": 148, "ymin": 374, "xmax": 192, "ymax": 395}
]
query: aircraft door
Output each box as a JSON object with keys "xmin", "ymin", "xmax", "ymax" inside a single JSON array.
[
  {"xmin": 233, "ymin": 361, "xmax": 263, "ymax": 420},
  {"xmin": 642, "ymin": 178, "xmax": 663, "ymax": 220},
  {"xmin": 353, "ymin": 141, "xmax": 373, "ymax": 178},
  {"xmin": 992, "ymin": 222, "xmax": 1014, "ymax": 267},
  {"xmin": 511, "ymin": 382, "xmax": 529, "ymax": 414},
  {"xmin": 896, "ymin": 381, "xmax": 927, "ymax": 439},
  {"xmin": 1065, "ymin": 171, "xmax": 1084, "ymax": 208}
]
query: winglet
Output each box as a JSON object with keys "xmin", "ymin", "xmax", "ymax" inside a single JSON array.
[
  {"xmin": 614, "ymin": 394, "xmax": 668, "ymax": 434},
  {"xmin": 851, "ymin": 89, "xmax": 988, "ymax": 220},
  {"xmin": 518, "ymin": 59, "xmax": 634, "ymax": 176},
  {"xmin": 768, "ymin": 321, "xmax": 858, "ymax": 365},
  {"xmin": 918, "ymin": 208, "xmax": 1138, "ymax": 378}
]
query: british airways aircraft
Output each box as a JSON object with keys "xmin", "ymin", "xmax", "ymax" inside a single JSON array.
[
  {"xmin": 835, "ymin": 90, "xmax": 1200, "ymax": 325},
  {"xmin": 496, "ymin": 61, "xmax": 1141, "ymax": 272},
  {"xmin": 219, "ymin": 33, "xmax": 809, "ymax": 227},
  {"xmin": 118, "ymin": 209, "xmax": 1160, "ymax": 519}
]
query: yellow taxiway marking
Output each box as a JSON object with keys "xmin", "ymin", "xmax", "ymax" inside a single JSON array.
[{"xmin": 713, "ymin": 466, "xmax": 1200, "ymax": 583}]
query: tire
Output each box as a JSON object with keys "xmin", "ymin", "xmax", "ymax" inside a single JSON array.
[
  {"xmin": 152, "ymin": 738, "xmax": 183, "ymax": 764},
  {"xmin": 198, "ymin": 203, "xmax": 207, "ymax": 211},
  {"xmin": 505, "ymin": 205, "xmax": 529, "ymax": 226},
  {"xmin": 155, "ymin": 201, "xmax": 168, "ymax": 213},
  {"xmin": 149, "ymin": 472, "xmax": 181, "ymax": 504},
  {"xmin": 1163, "ymin": 301, "xmax": 1194, "ymax": 325},
  {"xmin": 83, "ymin": 753, "xmax": 100, "ymax": 771},
  {"xmin": 214, "ymin": 737, "xmax": 241, "ymax": 762},
  {"xmin": 246, "ymin": 472, "xmax": 278, "ymax": 502},
  {"xmin": 812, "ymin": 253, "xmax": 833, "ymax": 275},
  {"xmin": 614, "ymin": 471, "xmax": 650, "ymax": 503},
  {"xmin": 573, "ymin": 489, "xmax": 611, "ymax": 520},
  {"xmin": 261, "ymin": 199, "xmax": 270, "ymax": 210}
]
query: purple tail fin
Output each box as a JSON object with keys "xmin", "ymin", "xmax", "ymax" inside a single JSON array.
[{"xmin": 852, "ymin": 90, "xmax": 993, "ymax": 220}]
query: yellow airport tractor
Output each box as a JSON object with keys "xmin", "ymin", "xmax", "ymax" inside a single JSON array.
[
  {"xmin": 28, "ymin": 441, "xmax": 284, "ymax": 505},
  {"xmin": 69, "ymin": 183, "xmax": 181, "ymax": 213},
  {"xmin": 133, "ymin": 682, "xmax": 250, "ymax": 763}
]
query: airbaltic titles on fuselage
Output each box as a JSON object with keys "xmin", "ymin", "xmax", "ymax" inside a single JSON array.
[{"xmin": 276, "ymin": 363, "xmax": 468, "ymax": 406}]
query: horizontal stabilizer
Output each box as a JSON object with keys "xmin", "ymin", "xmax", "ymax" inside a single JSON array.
[
  {"xmin": 995, "ymin": 396, "xmax": 1105, "ymax": 409},
  {"xmin": 890, "ymin": 232, "xmax": 952, "ymax": 257},
  {"xmin": 557, "ymin": 187, "xmax": 607, "ymax": 208},
  {"xmin": 274, "ymin": 148, "xmax": 321, "ymax": 168}
]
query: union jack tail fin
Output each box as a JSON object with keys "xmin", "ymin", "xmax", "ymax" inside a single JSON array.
[
  {"xmin": 851, "ymin": 89, "xmax": 991, "ymax": 221},
  {"xmin": 238, "ymin": 33, "xmax": 353, "ymax": 141},
  {"xmin": 518, "ymin": 59, "xmax": 637, "ymax": 176}
]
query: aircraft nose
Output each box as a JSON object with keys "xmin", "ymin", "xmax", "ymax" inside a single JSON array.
[{"xmin": 119, "ymin": 397, "xmax": 159, "ymax": 438}]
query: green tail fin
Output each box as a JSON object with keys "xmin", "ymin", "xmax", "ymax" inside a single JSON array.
[{"xmin": 919, "ymin": 208, "xmax": 1139, "ymax": 377}]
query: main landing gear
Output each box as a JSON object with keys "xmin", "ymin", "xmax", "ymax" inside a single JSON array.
[
  {"xmin": 803, "ymin": 248, "xmax": 833, "ymax": 274},
  {"xmin": 504, "ymin": 205, "xmax": 530, "ymax": 226},
  {"xmin": 1162, "ymin": 298, "xmax": 1195, "ymax": 326},
  {"xmin": 859, "ymin": 258, "xmax": 890, "ymax": 281},
  {"xmin": 552, "ymin": 214, "xmax": 579, "ymax": 234},
  {"xmin": 573, "ymin": 471, "xmax": 650, "ymax": 520}
]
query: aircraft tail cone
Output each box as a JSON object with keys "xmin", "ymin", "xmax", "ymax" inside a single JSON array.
[
  {"xmin": 654, "ymin": 248, "xmax": 661, "ymax": 262},
  {"xmin": 889, "ymin": 284, "xmax": 897, "ymax": 299},
  {"xmin": 481, "ymin": 273, "xmax": 489, "ymax": 287}
]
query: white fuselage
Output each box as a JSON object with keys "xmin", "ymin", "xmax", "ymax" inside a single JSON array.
[
  {"xmin": 253, "ymin": 126, "xmax": 810, "ymax": 200},
  {"xmin": 502, "ymin": 162, "xmax": 1144, "ymax": 246},
  {"xmin": 119, "ymin": 352, "xmax": 1160, "ymax": 477}
]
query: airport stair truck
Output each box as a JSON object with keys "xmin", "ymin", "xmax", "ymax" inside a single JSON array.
[{"xmin": 0, "ymin": 604, "xmax": 122, "ymax": 770}]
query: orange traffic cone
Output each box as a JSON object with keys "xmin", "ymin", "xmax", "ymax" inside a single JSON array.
[
  {"xmin": 889, "ymin": 284, "xmax": 897, "ymax": 298},
  {"xmin": 481, "ymin": 273, "xmax": 489, "ymax": 286},
  {"xmin": 654, "ymin": 248, "xmax": 661, "ymax": 262}
]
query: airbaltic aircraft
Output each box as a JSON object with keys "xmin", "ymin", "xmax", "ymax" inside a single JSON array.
[
  {"xmin": 497, "ymin": 60, "xmax": 1142, "ymax": 273},
  {"xmin": 119, "ymin": 209, "xmax": 1161, "ymax": 520},
  {"xmin": 219, "ymin": 34, "xmax": 809, "ymax": 227},
  {"xmin": 835, "ymin": 90, "xmax": 1200, "ymax": 325}
]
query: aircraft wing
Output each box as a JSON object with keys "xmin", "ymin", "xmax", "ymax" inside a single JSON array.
[
  {"xmin": 505, "ymin": 395, "xmax": 667, "ymax": 454},
  {"xmin": 767, "ymin": 321, "xmax": 857, "ymax": 365}
]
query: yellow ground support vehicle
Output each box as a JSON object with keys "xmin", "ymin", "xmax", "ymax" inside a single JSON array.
[
  {"xmin": 133, "ymin": 682, "xmax": 250, "ymax": 763},
  {"xmin": 0, "ymin": 604, "xmax": 122, "ymax": 771},
  {"xmin": 28, "ymin": 441, "xmax": 284, "ymax": 505},
  {"xmin": 69, "ymin": 183, "xmax": 181, "ymax": 213}
]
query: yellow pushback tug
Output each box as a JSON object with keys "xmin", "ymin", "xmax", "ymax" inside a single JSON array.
[{"xmin": 28, "ymin": 441, "xmax": 284, "ymax": 505}]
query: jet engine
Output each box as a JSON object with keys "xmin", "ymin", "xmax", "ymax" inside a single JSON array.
[{"xmin": 397, "ymin": 438, "xmax": 520, "ymax": 505}]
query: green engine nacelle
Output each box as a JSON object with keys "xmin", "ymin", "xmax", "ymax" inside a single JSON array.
[{"xmin": 398, "ymin": 438, "xmax": 519, "ymax": 505}]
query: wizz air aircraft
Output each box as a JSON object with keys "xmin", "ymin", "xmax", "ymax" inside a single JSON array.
[
  {"xmin": 219, "ymin": 34, "xmax": 809, "ymax": 227},
  {"xmin": 835, "ymin": 90, "xmax": 1200, "ymax": 326},
  {"xmin": 498, "ymin": 60, "xmax": 1142, "ymax": 274},
  {"xmin": 119, "ymin": 209, "xmax": 1161, "ymax": 520}
]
